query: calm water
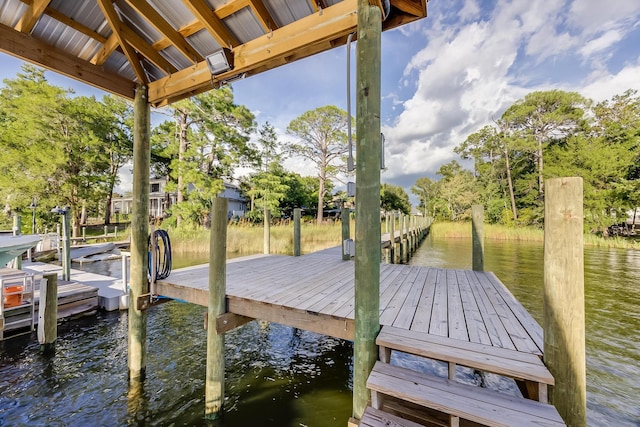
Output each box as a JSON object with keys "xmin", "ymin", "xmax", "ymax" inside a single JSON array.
[{"xmin": 1, "ymin": 236, "xmax": 639, "ymax": 426}]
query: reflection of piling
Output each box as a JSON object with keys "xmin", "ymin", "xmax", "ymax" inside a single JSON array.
[
  {"xmin": 544, "ymin": 177, "xmax": 586, "ymax": 426},
  {"xmin": 205, "ymin": 197, "xmax": 228, "ymax": 420}
]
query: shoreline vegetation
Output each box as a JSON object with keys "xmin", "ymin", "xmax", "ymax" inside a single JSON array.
[{"xmin": 166, "ymin": 220, "xmax": 640, "ymax": 256}]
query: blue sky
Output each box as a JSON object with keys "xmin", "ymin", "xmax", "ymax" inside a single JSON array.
[{"xmin": 2, "ymin": 0, "xmax": 640, "ymax": 201}]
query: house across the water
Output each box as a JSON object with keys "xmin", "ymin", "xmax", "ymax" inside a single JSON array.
[{"xmin": 110, "ymin": 177, "xmax": 247, "ymax": 220}]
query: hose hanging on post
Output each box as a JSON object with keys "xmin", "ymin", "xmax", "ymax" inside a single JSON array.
[{"xmin": 148, "ymin": 229, "xmax": 172, "ymax": 281}]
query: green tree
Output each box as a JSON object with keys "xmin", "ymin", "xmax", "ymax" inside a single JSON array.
[
  {"xmin": 246, "ymin": 122, "xmax": 288, "ymax": 217},
  {"xmin": 286, "ymin": 106, "xmax": 350, "ymax": 224},
  {"xmin": 0, "ymin": 65, "xmax": 121, "ymax": 235},
  {"xmin": 411, "ymin": 177, "xmax": 438, "ymax": 217},
  {"xmin": 380, "ymin": 183, "xmax": 411, "ymax": 214},
  {"xmin": 502, "ymin": 90, "xmax": 588, "ymax": 202},
  {"xmin": 156, "ymin": 88, "xmax": 256, "ymax": 227}
]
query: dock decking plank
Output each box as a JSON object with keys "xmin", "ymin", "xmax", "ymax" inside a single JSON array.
[
  {"xmin": 392, "ymin": 267, "xmax": 429, "ymax": 330},
  {"xmin": 428, "ymin": 269, "xmax": 448, "ymax": 337},
  {"xmin": 409, "ymin": 268, "xmax": 437, "ymax": 333},
  {"xmin": 464, "ymin": 270, "xmax": 516, "ymax": 350},
  {"xmin": 446, "ymin": 269, "xmax": 468, "ymax": 341},
  {"xmin": 456, "ymin": 270, "xmax": 491, "ymax": 345}
]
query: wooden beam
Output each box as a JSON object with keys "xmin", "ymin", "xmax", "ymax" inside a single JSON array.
[
  {"xmin": 248, "ymin": 0, "xmax": 279, "ymax": 33},
  {"xmin": 391, "ymin": 0, "xmax": 426, "ymax": 17},
  {"xmin": 182, "ymin": 0, "xmax": 240, "ymax": 48},
  {"xmin": 45, "ymin": 7, "xmax": 108, "ymax": 44},
  {"xmin": 216, "ymin": 312, "xmax": 253, "ymax": 333},
  {"xmin": 0, "ymin": 22, "xmax": 135, "ymax": 100},
  {"xmin": 91, "ymin": 33, "xmax": 120, "ymax": 65},
  {"xmin": 228, "ymin": 297, "xmax": 355, "ymax": 341},
  {"xmin": 125, "ymin": 0, "xmax": 203, "ymax": 64},
  {"xmin": 97, "ymin": 0, "xmax": 148, "ymax": 84},
  {"xmin": 148, "ymin": 0, "xmax": 357, "ymax": 106},
  {"xmin": 120, "ymin": 25, "xmax": 177, "ymax": 74},
  {"xmin": 15, "ymin": 0, "xmax": 50, "ymax": 33}
]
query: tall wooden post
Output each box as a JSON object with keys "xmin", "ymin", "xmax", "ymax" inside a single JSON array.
[
  {"xmin": 544, "ymin": 177, "xmax": 586, "ymax": 426},
  {"xmin": 353, "ymin": 0, "xmax": 382, "ymax": 419},
  {"xmin": 128, "ymin": 84, "xmax": 150, "ymax": 381},
  {"xmin": 12, "ymin": 214, "xmax": 21, "ymax": 269},
  {"xmin": 38, "ymin": 273, "xmax": 57, "ymax": 352},
  {"xmin": 293, "ymin": 208, "xmax": 301, "ymax": 256},
  {"xmin": 341, "ymin": 207, "xmax": 351, "ymax": 260},
  {"xmin": 61, "ymin": 210, "xmax": 71, "ymax": 281},
  {"xmin": 263, "ymin": 208, "xmax": 270, "ymax": 255},
  {"xmin": 206, "ymin": 197, "xmax": 228, "ymax": 420},
  {"xmin": 389, "ymin": 211, "xmax": 395, "ymax": 264},
  {"xmin": 472, "ymin": 205, "xmax": 484, "ymax": 271}
]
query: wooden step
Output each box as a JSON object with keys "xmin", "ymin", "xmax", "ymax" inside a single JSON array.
[
  {"xmin": 360, "ymin": 406, "xmax": 424, "ymax": 427},
  {"xmin": 367, "ymin": 361, "xmax": 565, "ymax": 427},
  {"xmin": 377, "ymin": 326, "xmax": 553, "ymax": 401}
]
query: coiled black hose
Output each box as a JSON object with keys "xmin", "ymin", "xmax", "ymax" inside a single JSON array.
[{"xmin": 148, "ymin": 229, "xmax": 172, "ymax": 280}]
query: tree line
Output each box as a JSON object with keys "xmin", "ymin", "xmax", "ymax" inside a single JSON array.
[
  {"xmin": 0, "ymin": 64, "xmax": 413, "ymax": 235},
  {"xmin": 412, "ymin": 89, "xmax": 640, "ymax": 232}
]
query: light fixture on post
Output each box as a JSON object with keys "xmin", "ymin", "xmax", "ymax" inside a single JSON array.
[{"xmin": 205, "ymin": 48, "xmax": 234, "ymax": 76}]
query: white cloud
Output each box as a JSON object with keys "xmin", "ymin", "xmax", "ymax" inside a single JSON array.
[
  {"xmin": 380, "ymin": 0, "xmax": 640, "ymax": 190},
  {"xmin": 580, "ymin": 30, "xmax": 623, "ymax": 58}
]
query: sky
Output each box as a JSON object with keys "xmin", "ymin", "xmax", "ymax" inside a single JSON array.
[{"xmin": 1, "ymin": 0, "xmax": 640, "ymax": 203}]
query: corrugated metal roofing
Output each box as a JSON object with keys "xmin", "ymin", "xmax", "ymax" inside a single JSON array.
[{"xmin": 0, "ymin": 0, "xmax": 427, "ymax": 105}]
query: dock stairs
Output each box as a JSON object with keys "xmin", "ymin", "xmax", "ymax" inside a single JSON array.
[{"xmin": 359, "ymin": 325, "xmax": 566, "ymax": 426}]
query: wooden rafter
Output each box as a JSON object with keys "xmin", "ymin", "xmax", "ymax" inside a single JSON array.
[
  {"xmin": 45, "ymin": 7, "xmax": 109, "ymax": 44},
  {"xmin": 96, "ymin": 0, "xmax": 148, "ymax": 84},
  {"xmin": 393, "ymin": 0, "xmax": 427, "ymax": 18},
  {"xmin": 91, "ymin": 33, "xmax": 119, "ymax": 65},
  {"xmin": 14, "ymin": 0, "xmax": 50, "ymax": 33},
  {"xmin": 124, "ymin": 0, "xmax": 203, "ymax": 64},
  {"xmin": 182, "ymin": 0, "xmax": 240, "ymax": 48},
  {"xmin": 0, "ymin": 22, "xmax": 135, "ymax": 99},
  {"xmin": 120, "ymin": 25, "xmax": 177, "ymax": 74},
  {"xmin": 248, "ymin": 0, "xmax": 279, "ymax": 33},
  {"xmin": 149, "ymin": 0, "xmax": 357, "ymax": 106}
]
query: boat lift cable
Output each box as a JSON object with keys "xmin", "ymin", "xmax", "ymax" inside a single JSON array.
[{"xmin": 148, "ymin": 229, "xmax": 172, "ymax": 281}]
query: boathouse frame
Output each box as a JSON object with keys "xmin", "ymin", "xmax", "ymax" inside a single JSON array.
[
  {"xmin": 0, "ymin": 1, "xmax": 587, "ymax": 426},
  {"xmin": 0, "ymin": 0, "xmax": 427, "ymax": 423}
]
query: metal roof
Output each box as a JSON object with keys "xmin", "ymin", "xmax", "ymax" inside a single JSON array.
[{"xmin": 0, "ymin": 0, "xmax": 427, "ymax": 106}]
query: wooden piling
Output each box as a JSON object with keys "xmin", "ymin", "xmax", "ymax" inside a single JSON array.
[
  {"xmin": 389, "ymin": 211, "xmax": 396, "ymax": 264},
  {"xmin": 38, "ymin": 273, "xmax": 57, "ymax": 352},
  {"xmin": 472, "ymin": 205, "xmax": 484, "ymax": 272},
  {"xmin": 353, "ymin": 0, "xmax": 382, "ymax": 419},
  {"xmin": 544, "ymin": 177, "xmax": 586, "ymax": 426},
  {"xmin": 342, "ymin": 207, "xmax": 350, "ymax": 260},
  {"xmin": 293, "ymin": 208, "xmax": 301, "ymax": 256},
  {"xmin": 61, "ymin": 210, "xmax": 71, "ymax": 281},
  {"xmin": 263, "ymin": 208, "xmax": 270, "ymax": 255},
  {"xmin": 12, "ymin": 215, "xmax": 21, "ymax": 269},
  {"xmin": 128, "ymin": 84, "xmax": 150, "ymax": 381},
  {"xmin": 205, "ymin": 197, "xmax": 228, "ymax": 420}
]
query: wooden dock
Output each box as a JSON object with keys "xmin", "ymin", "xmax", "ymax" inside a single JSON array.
[
  {"xmin": 157, "ymin": 246, "xmax": 563, "ymax": 425},
  {"xmin": 156, "ymin": 247, "xmax": 542, "ymax": 352}
]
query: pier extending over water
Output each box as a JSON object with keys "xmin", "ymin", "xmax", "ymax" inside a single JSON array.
[{"xmin": 156, "ymin": 245, "xmax": 564, "ymax": 425}]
